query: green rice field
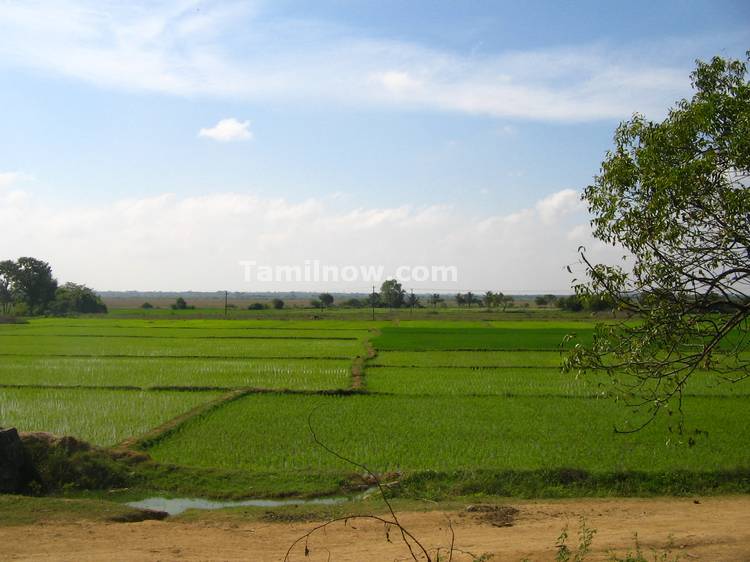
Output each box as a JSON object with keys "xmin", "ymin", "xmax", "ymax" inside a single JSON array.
[
  {"xmin": 0, "ymin": 387, "xmax": 221, "ymax": 446},
  {"xmin": 0, "ymin": 316, "xmax": 748, "ymax": 498}
]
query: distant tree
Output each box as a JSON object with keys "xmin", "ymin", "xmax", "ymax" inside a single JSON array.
[
  {"xmin": 319, "ymin": 293, "xmax": 334, "ymax": 308},
  {"xmin": 0, "ymin": 260, "xmax": 17, "ymax": 315},
  {"xmin": 271, "ymin": 298, "xmax": 285, "ymax": 310},
  {"xmin": 309, "ymin": 299, "xmax": 322, "ymax": 309},
  {"xmin": 367, "ymin": 292, "xmax": 381, "ymax": 307},
  {"xmin": 141, "ymin": 302, "xmax": 154, "ymax": 309},
  {"xmin": 380, "ymin": 280, "xmax": 405, "ymax": 308},
  {"xmin": 535, "ymin": 295, "xmax": 548, "ymax": 306},
  {"xmin": 559, "ymin": 295, "xmax": 584, "ymax": 312},
  {"xmin": 50, "ymin": 283, "xmax": 108, "ymax": 314},
  {"xmin": 12, "ymin": 257, "xmax": 58, "ymax": 314},
  {"xmin": 248, "ymin": 302, "xmax": 267, "ymax": 310},
  {"xmin": 455, "ymin": 293, "xmax": 465, "ymax": 307},
  {"xmin": 343, "ymin": 298, "xmax": 365, "ymax": 308},
  {"xmin": 484, "ymin": 291, "xmax": 496, "ymax": 308},
  {"xmin": 428, "ymin": 293, "xmax": 443, "ymax": 308},
  {"xmin": 172, "ymin": 297, "xmax": 188, "ymax": 310},
  {"xmin": 500, "ymin": 294, "xmax": 514, "ymax": 311},
  {"xmin": 465, "ymin": 291, "xmax": 476, "ymax": 308},
  {"xmin": 406, "ymin": 292, "xmax": 420, "ymax": 309}
]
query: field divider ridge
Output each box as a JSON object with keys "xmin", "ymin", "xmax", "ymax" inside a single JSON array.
[{"xmin": 351, "ymin": 328, "xmax": 380, "ymax": 390}]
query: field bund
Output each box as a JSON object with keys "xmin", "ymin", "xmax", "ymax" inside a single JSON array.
[{"xmin": 0, "ymin": 317, "xmax": 748, "ymax": 498}]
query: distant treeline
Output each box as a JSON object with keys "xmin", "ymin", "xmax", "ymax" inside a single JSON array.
[{"xmin": 0, "ymin": 257, "xmax": 107, "ymax": 316}]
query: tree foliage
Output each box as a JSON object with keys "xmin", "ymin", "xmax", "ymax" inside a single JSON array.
[
  {"xmin": 565, "ymin": 54, "xmax": 750, "ymax": 433},
  {"xmin": 12, "ymin": 257, "xmax": 58, "ymax": 314},
  {"xmin": 50, "ymin": 283, "xmax": 108, "ymax": 314},
  {"xmin": 380, "ymin": 279, "xmax": 405, "ymax": 308}
]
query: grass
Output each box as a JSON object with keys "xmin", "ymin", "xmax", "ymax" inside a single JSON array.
[
  {"xmin": 145, "ymin": 393, "xmax": 750, "ymax": 475},
  {"xmin": 0, "ymin": 387, "xmax": 221, "ymax": 446},
  {"xmin": 0, "ymin": 495, "xmax": 161, "ymax": 525},
  {"xmin": 372, "ymin": 326, "xmax": 595, "ymax": 351},
  {"xmin": 365, "ymin": 366, "xmax": 605, "ymax": 396},
  {"xmin": 0, "ymin": 356, "xmax": 351, "ymax": 390},
  {"xmin": 365, "ymin": 366, "xmax": 750, "ymax": 397},
  {"xmin": 369, "ymin": 350, "xmax": 565, "ymax": 367}
]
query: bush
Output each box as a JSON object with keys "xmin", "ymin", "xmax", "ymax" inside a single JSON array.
[{"xmin": 247, "ymin": 302, "xmax": 267, "ymax": 310}]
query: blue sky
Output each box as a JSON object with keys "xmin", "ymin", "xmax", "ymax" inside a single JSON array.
[{"xmin": 0, "ymin": 1, "xmax": 748, "ymax": 291}]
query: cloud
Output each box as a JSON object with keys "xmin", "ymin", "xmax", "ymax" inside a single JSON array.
[
  {"xmin": 199, "ymin": 118, "xmax": 253, "ymax": 142},
  {"xmin": 535, "ymin": 189, "xmax": 584, "ymax": 224},
  {"xmin": 0, "ymin": 185, "xmax": 618, "ymax": 292},
  {"xmin": 0, "ymin": 1, "xmax": 741, "ymax": 122},
  {"xmin": 0, "ymin": 171, "xmax": 31, "ymax": 189}
]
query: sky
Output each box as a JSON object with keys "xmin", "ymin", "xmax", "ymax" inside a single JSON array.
[{"xmin": 0, "ymin": 0, "xmax": 748, "ymax": 292}]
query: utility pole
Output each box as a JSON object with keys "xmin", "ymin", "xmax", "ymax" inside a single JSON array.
[
  {"xmin": 410, "ymin": 289, "xmax": 414, "ymax": 317},
  {"xmin": 224, "ymin": 290, "xmax": 228, "ymax": 316},
  {"xmin": 371, "ymin": 285, "xmax": 375, "ymax": 321}
]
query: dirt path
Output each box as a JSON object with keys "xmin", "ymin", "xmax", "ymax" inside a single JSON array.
[{"xmin": 2, "ymin": 497, "xmax": 749, "ymax": 561}]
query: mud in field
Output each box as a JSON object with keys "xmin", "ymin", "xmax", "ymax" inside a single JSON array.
[{"xmin": 2, "ymin": 497, "xmax": 749, "ymax": 561}]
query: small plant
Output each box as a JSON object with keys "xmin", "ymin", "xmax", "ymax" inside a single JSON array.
[{"xmin": 555, "ymin": 517, "xmax": 596, "ymax": 562}]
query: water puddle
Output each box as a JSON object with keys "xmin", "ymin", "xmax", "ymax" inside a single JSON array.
[{"xmin": 127, "ymin": 495, "xmax": 349, "ymax": 516}]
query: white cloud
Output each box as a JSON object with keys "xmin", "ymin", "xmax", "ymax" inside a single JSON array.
[
  {"xmin": 199, "ymin": 118, "xmax": 253, "ymax": 142},
  {"xmin": 0, "ymin": 171, "xmax": 31, "ymax": 189},
  {"xmin": 0, "ymin": 1, "xmax": 738, "ymax": 122},
  {"xmin": 0, "ymin": 185, "xmax": 619, "ymax": 292},
  {"xmin": 535, "ymin": 189, "xmax": 584, "ymax": 224}
]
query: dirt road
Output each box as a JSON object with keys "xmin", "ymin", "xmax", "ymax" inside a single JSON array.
[{"xmin": 2, "ymin": 497, "xmax": 749, "ymax": 561}]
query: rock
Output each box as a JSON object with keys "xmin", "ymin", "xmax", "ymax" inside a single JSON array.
[{"xmin": 0, "ymin": 427, "xmax": 38, "ymax": 493}]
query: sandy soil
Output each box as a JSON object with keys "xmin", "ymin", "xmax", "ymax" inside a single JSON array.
[{"xmin": 2, "ymin": 497, "xmax": 749, "ymax": 561}]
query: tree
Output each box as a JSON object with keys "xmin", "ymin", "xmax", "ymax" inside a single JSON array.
[
  {"xmin": 428, "ymin": 293, "xmax": 443, "ymax": 308},
  {"xmin": 0, "ymin": 260, "xmax": 17, "ymax": 315},
  {"xmin": 406, "ymin": 292, "xmax": 420, "ymax": 309},
  {"xmin": 380, "ymin": 280, "xmax": 405, "ymax": 308},
  {"xmin": 318, "ymin": 293, "xmax": 334, "ymax": 308},
  {"xmin": 271, "ymin": 298, "xmax": 285, "ymax": 310},
  {"xmin": 484, "ymin": 291, "xmax": 496, "ymax": 308},
  {"xmin": 12, "ymin": 257, "xmax": 58, "ymax": 314},
  {"xmin": 500, "ymin": 294, "xmax": 514, "ymax": 311},
  {"xmin": 565, "ymin": 54, "xmax": 750, "ymax": 433},
  {"xmin": 559, "ymin": 295, "xmax": 584, "ymax": 312},
  {"xmin": 141, "ymin": 302, "xmax": 154, "ymax": 309},
  {"xmin": 465, "ymin": 291, "xmax": 476, "ymax": 308},
  {"xmin": 171, "ymin": 297, "xmax": 194, "ymax": 310},
  {"xmin": 455, "ymin": 293, "xmax": 465, "ymax": 307},
  {"xmin": 50, "ymin": 283, "xmax": 108, "ymax": 314}
]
